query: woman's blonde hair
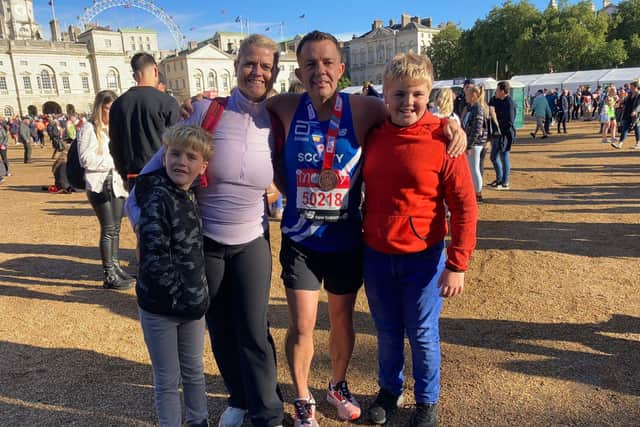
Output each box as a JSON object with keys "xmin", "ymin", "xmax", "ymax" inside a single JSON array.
[
  {"xmin": 467, "ymin": 85, "xmax": 489, "ymax": 117},
  {"xmin": 384, "ymin": 52, "xmax": 434, "ymax": 89},
  {"xmin": 237, "ymin": 34, "xmax": 280, "ymax": 72},
  {"xmin": 91, "ymin": 90, "xmax": 118, "ymax": 154},
  {"xmin": 436, "ymin": 88, "xmax": 454, "ymax": 117}
]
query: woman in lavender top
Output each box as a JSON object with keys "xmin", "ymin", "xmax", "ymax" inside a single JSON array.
[{"xmin": 131, "ymin": 34, "xmax": 283, "ymax": 427}]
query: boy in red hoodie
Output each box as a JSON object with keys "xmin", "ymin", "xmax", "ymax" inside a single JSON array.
[{"xmin": 362, "ymin": 52, "xmax": 478, "ymax": 427}]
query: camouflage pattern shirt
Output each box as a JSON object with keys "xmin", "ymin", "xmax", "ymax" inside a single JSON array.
[{"xmin": 135, "ymin": 169, "xmax": 209, "ymax": 319}]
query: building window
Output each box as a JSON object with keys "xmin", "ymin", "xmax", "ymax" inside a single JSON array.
[
  {"xmin": 40, "ymin": 70, "xmax": 53, "ymax": 92},
  {"xmin": 280, "ymin": 82, "xmax": 286, "ymax": 93},
  {"xmin": 146, "ymin": 44, "xmax": 151, "ymax": 50},
  {"xmin": 146, "ymin": 36, "xmax": 150, "ymax": 42},
  {"xmin": 207, "ymin": 72, "xmax": 216, "ymax": 89},
  {"xmin": 180, "ymin": 62, "xmax": 184, "ymax": 71},
  {"xmin": 81, "ymin": 76, "xmax": 90, "ymax": 92},
  {"xmin": 20, "ymin": 60, "xmax": 28, "ymax": 66},
  {"xmin": 62, "ymin": 76, "xmax": 70, "ymax": 92},
  {"xmin": 194, "ymin": 75, "xmax": 202, "ymax": 92},
  {"xmin": 59, "ymin": 61, "xmax": 67, "ymax": 67},
  {"xmin": 104, "ymin": 39, "xmax": 112, "ymax": 48},
  {"xmin": 222, "ymin": 74, "xmax": 229, "ymax": 92},
  {"xmin": 79, "ymin": 62, "xmax": 86, "ymax": 67},
  {"xmin": 131, "ymin": 44, "xmax": 136, "ymax": 51},
  {"xmin": 4, "ymin": 105, "xmax": 13, "ymax": 117},
  {"xmin": 106, "ymin": 70, "xmax": 118, "ymax": 90},
  {"xmin": 0, "ymin": 60, "xmax": 3, "ymax": 65},
  {"xmin": 23, "ymin": 76, "xmax": 31, "ymax": 92},
  {"xmin": 139, "ymin": 44, "xmax": 144, "ymax": 51},
  {"xmin": 130, "ymin": 36, "xmax": 135, "ymax": 42},
  {"xmin": 0, "ymin": 76, "xmax": 7, "ymax": 93}
]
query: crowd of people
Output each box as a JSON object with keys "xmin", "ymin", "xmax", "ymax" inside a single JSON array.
[
  {"xmin": 8, "ymin": 26, "xmax": 637, "ymax": 427},
  {"xmin": 526, "ymin": 82, "xmax": 639, "ymax": 150},
  {"xmin": 0, "ymin": 113, "xmax": 77, "ymax": 185}
]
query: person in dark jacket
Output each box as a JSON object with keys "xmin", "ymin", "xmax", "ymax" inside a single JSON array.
[
  {"xmin": 489, "ymin": 81, "xmax": 516, "ymax": 190},
  {"xmin": 463, "ymin": 85, "xmax": 488, "ymax": 202},
  {"xmin": 109, "ymin": 52, "xmax": 179, "ymax": 189},
  {"xmin": 136, "ymin": 125, "xmax": 212, "ymax": 427},
  {"xmin": 18, "ymin": 117, "xmax": 32, "ymax": 163},
  {"xmin": 612, "ymin": 80, "xmax": 640, "ymax": 149},
  {"xmin": 556, "ymin": 89, "xmax": 570, "ymax": 134},
  {"xmin": 0, "ymin": 123, "xmax": 9, "ymax": 176}
]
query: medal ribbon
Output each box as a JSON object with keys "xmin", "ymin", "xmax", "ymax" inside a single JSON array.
[{"xmin": 307, "ymin": 94, "xmax": 343, "ymax": 171}]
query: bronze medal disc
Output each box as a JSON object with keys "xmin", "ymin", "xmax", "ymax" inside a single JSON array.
[{"xmin": 318, "ymin": 169, "xmax": 338, "ymax": 191}]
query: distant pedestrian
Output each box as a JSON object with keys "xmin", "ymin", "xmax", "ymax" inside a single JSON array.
[
  {"xmin": 612, "ymin": 80, "xmax": 640, "ymax": 150},
  {"xmin": 489, "ymin": 80, "xmax": 516, "ymax": 190},
  {"xmin": 0, "ymin": 123, "xmax": 9, "ymax": 176},
  {"xmin": 530, "ymin": 90, "xmax": 551, "ymax": 139},
  {"xmin": 18, "ymin": 117, "xmax": 32, "ymax": 163}
]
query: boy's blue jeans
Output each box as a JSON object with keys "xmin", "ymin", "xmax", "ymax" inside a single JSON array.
[{"xmin": 363, "ymin": 242, "xmax": 445, "ymax": 404}]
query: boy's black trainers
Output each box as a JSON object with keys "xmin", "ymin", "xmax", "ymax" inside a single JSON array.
[
  {"xmin": 367, "ymin": 388, "xmax": 403, "ymax": 425},
  {"xmin": 409, "ymin": 403, "xmax": 438, "ymax": 427}
]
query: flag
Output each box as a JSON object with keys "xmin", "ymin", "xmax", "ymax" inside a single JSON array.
[
  {"xmin": 48, "ymin": 0, "xmax": 54, "ymax": 5},
  {"xmin": 235, "ymin": 16, "xmax": 241, "ymax": 23},
  {"xmin": 265, "ymin": 26, "xmax": 270, "ymax": 31},
  {"xmin": 189, "ymin": 27, "xmax": 196, "ymax": 31},
  {"xmin": 299, "ymin": 13, "xmax": 305, "ymax": 19},
  {"xmin": 220, "ymin": 9, "xmax": 226, "ymax": 15}
]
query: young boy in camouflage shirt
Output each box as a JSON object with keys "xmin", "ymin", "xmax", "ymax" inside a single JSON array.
[{"xmin": 135, "ymin": 125, "xmax": 212, "ymax": 427}]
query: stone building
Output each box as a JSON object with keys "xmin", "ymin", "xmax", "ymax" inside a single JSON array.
[
  {"xmin": 0, "ymin": 0, "xmax": 161, "ymax": 117},
  {"xmin": 158, "ymin": 37, "xmax": 299, "ymax": 102},
  {"xmin": 348, "ymin": 13, "xmax": 440, "ymax": 85}
]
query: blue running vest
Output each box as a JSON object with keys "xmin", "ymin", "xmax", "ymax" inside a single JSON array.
[{"xmin": 281, "ymin": 93, "xmax": 363, "ymax": 252}]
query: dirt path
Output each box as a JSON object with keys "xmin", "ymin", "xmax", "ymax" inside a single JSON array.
[{"xmin": 1, "ymin": 120, "xmax": 639, "ymax": 426}]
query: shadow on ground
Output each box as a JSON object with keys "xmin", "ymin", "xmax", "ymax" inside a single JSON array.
[
  {"xmin": 0, "ymin": 341, "xmax": 229, "ymax": 426},
  {"xmin": 441, "ymin": 314, "xmax": 640, "ymax": 397}
]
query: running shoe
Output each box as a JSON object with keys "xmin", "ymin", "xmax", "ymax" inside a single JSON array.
[
  {"xmin": 326, "ymin": 380, "xmax": 361, "ymax": 421},
  {"xmin": 293, "ymin": 397, "xmax": 318, "ymax": 427}
]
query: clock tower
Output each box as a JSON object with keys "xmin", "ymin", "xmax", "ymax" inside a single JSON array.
[{"xmin": 0, "ymin": 0, "xmax": 42, "ymax": 40}]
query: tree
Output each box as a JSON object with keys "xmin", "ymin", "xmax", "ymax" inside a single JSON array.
[
  {"xmin": 462, "ymin": 1, "xmax": 542, "ymax": 76},
  {"xmin": 338, "ymin": 75, "xmax": 351, "ymax": 91},
  {"xmin": 427, "ymin": 23, "xmax": 464, "ymax": 79},
  {"xmin": 609, "ymin": 0, "xmax": 640, "ymax": 66}
]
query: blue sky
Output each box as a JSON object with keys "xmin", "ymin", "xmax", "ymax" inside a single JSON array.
[{"xmin": 35, "ymin": 0, "xmax": 582, "ymax": 50}]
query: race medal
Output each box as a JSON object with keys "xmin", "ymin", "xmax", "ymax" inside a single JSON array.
[{"xmin": 318, "ymin": 169, "xmax": 338, "ymax": 191}]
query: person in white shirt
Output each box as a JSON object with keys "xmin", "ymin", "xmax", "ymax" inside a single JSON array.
[{"xmin": 77, "ymin": 90, "xmax": 135, "ymax": 290}]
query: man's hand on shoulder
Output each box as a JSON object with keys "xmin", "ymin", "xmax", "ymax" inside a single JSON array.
[
  {"xmin": 443, "ymin": 118, "xmax": 467, "ymax": 158},
  {"xmin": 180, "ymin": 94, "xmax": 205, "ymax": 119}
]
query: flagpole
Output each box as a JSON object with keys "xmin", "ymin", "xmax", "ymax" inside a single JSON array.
[{"xmin": 50, "ymin": 0, "xmax": 57, "ymax": 23}]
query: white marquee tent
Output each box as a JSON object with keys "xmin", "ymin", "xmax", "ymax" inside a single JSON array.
[{"xmin": 512, "ymin": 67, "xmax": 640, "ymax": 94}]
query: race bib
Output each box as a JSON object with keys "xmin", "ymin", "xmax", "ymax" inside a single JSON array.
[{"xmin": 295, "ymin": 168, "xmax": 350, "ymax": 222}]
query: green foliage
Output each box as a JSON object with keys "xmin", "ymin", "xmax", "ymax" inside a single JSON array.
[
  {"xmin": 338, "ymin": 75, "xmax": 351, "ymax": 91},
  {"xmin": 426, "ymin": 0, "xmax": 636, "ymax": 79},
  {"xmin": 609, "ymin": 0, "xmax": 640, "ymax": 66},
  {"xmin": 427, "ymin": 23, "xmax": 464, "ymax": 79}
]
